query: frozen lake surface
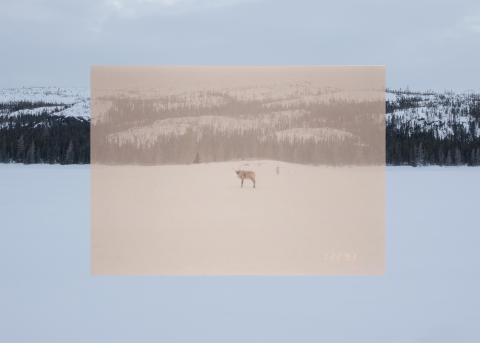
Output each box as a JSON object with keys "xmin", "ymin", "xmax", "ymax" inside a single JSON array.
[{"xmin": 1, "ymin": 164, "xmax": 479, "ymax": 342}]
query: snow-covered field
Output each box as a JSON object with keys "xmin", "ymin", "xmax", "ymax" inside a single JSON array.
[
  {"xmin": 92, "ymin": 161, "xmax": 384, "ymax": 275},
  {"xmin": 1, "ymin": 164, "xmax": 479, "ymax": 342}
]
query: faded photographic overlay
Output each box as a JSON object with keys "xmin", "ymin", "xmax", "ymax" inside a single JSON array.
[{"xmin": 91, "ymin": 66, "xmax": 385, "ymax": 275}]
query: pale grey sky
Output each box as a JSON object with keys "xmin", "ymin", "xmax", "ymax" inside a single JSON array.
[{"xmin": 1, "ymin": 0, "xmax": 479, "ymax": 91}]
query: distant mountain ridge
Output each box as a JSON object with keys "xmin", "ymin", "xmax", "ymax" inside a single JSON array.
[
  {"xmin": 1, "ymin": 87, "xmax": 479, "ymax": 165},
  {"xmin": 0, "ymin": 87, "xmax": 89, "ymax": 119}
]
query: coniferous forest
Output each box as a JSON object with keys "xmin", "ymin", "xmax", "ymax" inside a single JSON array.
[
  {"xmin": 0, "ymin": 104, "xmax": 90, "ymax": 164},
  {"xmin": 386, "ymin": 89, "xmax": 480, "ymax": 166},
  {"xmin": 0, "ymin": 88, "xmax": 479, "ymax": 165}
]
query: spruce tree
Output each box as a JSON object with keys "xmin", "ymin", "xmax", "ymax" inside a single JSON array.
[
  {"xmin": 65, "ymin": 140, "xmax": 75, "ymax": 164},
  {"xmin": 16, "ymin": 135, "xmax": 25, "ymax": 163},
  {"xmin": 26, "ymin": 141, "xmax": 36, "ymax": 164},
  {"xmin": 193, "ymin": 152, "xmax": 200, "ymax": 164}
]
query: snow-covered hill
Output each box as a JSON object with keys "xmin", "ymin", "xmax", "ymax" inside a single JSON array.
[
  {"xmin": 0, "ymin": 87, "xmax": 91, "ymax": 164},
  {"xmin": 0, "ymin": 87, "xmax": 89, "ymax": 118},
  {"xmin": 106, "ymin": 111, "xmax": 357, "ymax": 149},
  {"xmin": 1, "ymin": 87, "xmax": 479, "ymax": 135},
  {"xmin": 1, "ymin": 86, "xmax": 479, "ymax": 165},
  {"xmin": 386, "ymin": 88, "xmax": 480, "ymax": 138}
]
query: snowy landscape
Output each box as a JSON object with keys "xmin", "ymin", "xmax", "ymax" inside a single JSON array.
[
  {"xmin": 1, "ymin": 85, "xmax": 479, "ymax": 337},
  {"xmin": 386, "ymin": 88, "xmax": 480, "ymax": 139},
  {"xmin": 92, "ymin": 160, "xmax": 384, "ymax": 275},
  {"xmin": 2, "ymin": 0, "xmax": 480, "ymax": 340},
  {"xmin": 0, "ymin": 86, "xmax": 89, "ymax": 119},
  {"xmin": 2, "ymin": 163, "xmax": 479, "ymax": 341},
  {"xmin": 90, "ymin": 70, "xmax": 384, "ymax": 166},
  {"xmin": 2, "ymin": 86, "xmax": 480, "ymax": 165}
]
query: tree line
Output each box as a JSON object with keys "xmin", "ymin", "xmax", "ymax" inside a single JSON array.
[
  {"xmin": 386, "ymin": 119, "xmax": 480, "ymax": 166},
  {"xmin": 0, "ymin": 113, "xmax": 90, "ymax": 164},
  {"xmin": 1, "ymin": 94, "xmax": 479, "ymax": 165}
]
